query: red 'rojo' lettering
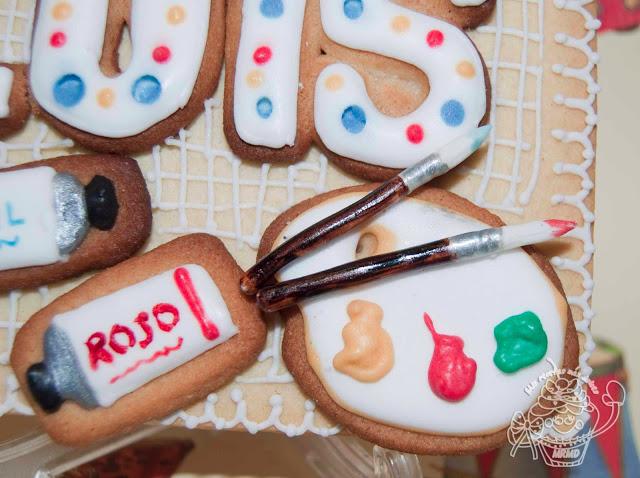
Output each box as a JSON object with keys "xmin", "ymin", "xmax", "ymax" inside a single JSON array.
[
  {"xmin": 153, "ymin": 303, "xmax": 180, "ymax": 332},
  {"xmin": 174, "ymin": 267, "xmax": 220, "ymax": 341},
  {"xmin": 134, "ymin": 312, "xmax": 153, "ymax": 349},
  {"xmin": 109, "ymin": 324, "xmax": 136, "ymax": 354},
  {"xmin": 86, "ymin": 332, "xmax": 114, "ymax": 370}
]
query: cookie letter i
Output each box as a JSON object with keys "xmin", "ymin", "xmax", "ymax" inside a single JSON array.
[{"xmin": 233, "ymin": 0, "xmax": 306, "ymax": 148}]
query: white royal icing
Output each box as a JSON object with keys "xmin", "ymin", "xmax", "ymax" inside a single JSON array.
[
  {"xmin": 275, "ymin": 192, "xmax": 567, "ymax": 435},
  {"xmin": 0, "ymin": 167, "xmax": 61, "ymax": 272},
  {"xmin": 234, "ymin": 0, "xmax": 306, "ymax": 148},
  {"xmin": 30, "ymin": 0, "xmax": 212, "ymax": 138},
  {"xmin": 0, "ymin": 66, "xmax": 14, "ymax": 118},
  {"xmin": 450, "ymin": 0, "xmax": 488, "ymax": 6},
  {"xmin": 52, "ymin": 264, "xmax": 238, "ymax": 408},
  {"xmin": 315, "ymin": 0, "xmax": 487, "ymax": 169}
]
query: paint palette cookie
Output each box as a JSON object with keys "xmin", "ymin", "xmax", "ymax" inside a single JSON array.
[
  {"xmin": 0, "ymin": 155, "xmax": 151, "ymax": 292},
  {"xmin": 258, "ymin": 185, "xmax": 579, "ymax": 454},
  {"xmin": 11, "ymin": 234, "xmax": 266, "ymax": 446},
  {"xmin": 24, "ymin": 0, "xmax": 225, "ymax": 154},
  {"xmin": 225, "ymin": 0, "xmax": 494, "ymax": 179}
]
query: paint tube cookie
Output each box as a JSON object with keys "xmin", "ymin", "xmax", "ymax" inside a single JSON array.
[
  {"xmin": 224, "ymin": 0, "xmax": 494, "ymax": 180},
  {"xmin": 258, "ymin": 185, "xmax": 579, "ymax": 455},
  {"xmin": 0, "ymin": 155, "xmax": 151, "ymax": 292},
  {"xmin": 0, "ymin": 63, "xmax": 30, "ymax": 138},
  {"xmin": 28, "ymin": 0, "xmax": 225, "ymax": 154},
  {"xmin": 11, "ymin": 234, "xmax": 266, "ymax": 446}
]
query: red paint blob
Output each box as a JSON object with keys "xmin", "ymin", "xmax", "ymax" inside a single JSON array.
[
  {"xmin": 152, "ymin": 45, "xmax": 172, "ymax": 63},
  {"xmin": 426, "ymin": 29, "xmax": 444, "ymax": 48},
  {"xmin": 544, "ymin": 219, "xmax": 577, "ymax": 237},
  {"xmin": 253, "ymin": 46, "xmax": 272, "ymax": 65},
  {"xmin": 423, "ymin": 313, "xmax": 477, "ymax": 402},
  {"xmin": 50, "ymin": 31, "xmax": 67, "ymax": 48},
  {"xmin": 406, "ymin": 124, "xmax": 424, "ymax": 144}
]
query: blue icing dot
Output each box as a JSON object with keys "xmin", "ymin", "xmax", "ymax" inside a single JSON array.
[
  {"xmin": 343, "ymin": 0, "xmax": 364, "ymax": 20},
  {"xmin": 132, "ymin": 75, "xmax": 162, "ymax": 104},
  {"xmin": 53, "ymin": 74, "xmax": 85, "ymax": 107},
  {"xmin": 341, "ymin": 105, "xmax": 366, "ymax": 134},
  {"xmin": 260, "ymin": 0, "xmax": 284, "ymax": 18},
  {"xmin": 441, "ymin": 99, "xmax": 465, "ymax": 127},
  {"xmin": 257, "ymin": 97, "xmax": 273, "ymax": 119}
]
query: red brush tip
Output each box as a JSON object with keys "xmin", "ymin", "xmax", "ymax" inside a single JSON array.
[{"xmin": 545, "ymin": 219, "xmax": 577, "ymax": 238}]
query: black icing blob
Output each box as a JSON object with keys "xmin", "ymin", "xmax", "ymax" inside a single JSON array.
[
  {"xmin": 27, "ymin": 362, "xmax": 63, "ymax": 414},
  {"xmin": 85, "ymin": 176, "xmax": 119, "ymax": 231}
]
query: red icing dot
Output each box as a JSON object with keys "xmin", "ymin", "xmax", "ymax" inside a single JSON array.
[
  {"xmin": 406, "ymin": 124, "xmax": 424, "ymax": 144},
  {"xmin": 426, "ymin": 29, "xmax": 444, "ymax": 48},
  {"xmin": 253, "ymin": 46, "xmax": 272, "ymax": 65},
  {"xmin": 152, "ymin": 45, "xmax": 172, "ymax": 63},
  {"xmin": 50, "ymin": 31, "xmax": 67, "ymax": 48},
  {"xmin": 424, "ymin": 313, "xmax": 477, "ymax": 402}
]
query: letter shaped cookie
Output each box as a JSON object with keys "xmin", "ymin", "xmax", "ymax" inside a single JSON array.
[
  {"xmin": 29, "ymin": 0, "xmax": 225, "ymax": 153},
  {"xmin": 226, "ymin": 0, "xmax": 494, "ymax": 179}
]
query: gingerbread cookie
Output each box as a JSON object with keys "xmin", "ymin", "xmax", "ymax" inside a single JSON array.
[
  {"xmin": 0, "ymin": 63, "xmax": 30, "ymax": 138},
  {"xmin": 27, "ymin": 0, "xmax": 225, "ymax": 154},
  {"xmin": 225, "ymin": 0, "xmax": 494, "ymax": 180},
  {"xmin": 0, "ymin": 155, "xmax": 151, "ymax": 292},
  {"xmin": 11, "ymin": 234, "xmax": 267, "ymax": 446},
  {"xmin": 258, "ymin": 185, "xmax": 579, "ymax": 454}
]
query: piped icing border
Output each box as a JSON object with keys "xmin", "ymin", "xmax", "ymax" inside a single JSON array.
[{"xmin": 550, "ymin": 0, "xmax": 598, "ymax": 379}]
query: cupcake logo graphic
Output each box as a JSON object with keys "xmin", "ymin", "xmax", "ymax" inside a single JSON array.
[{"xmin": 508, "ymin": 359, "xmax": 626, "ymax": 468}]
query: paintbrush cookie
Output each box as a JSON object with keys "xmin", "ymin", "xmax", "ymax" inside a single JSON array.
[
  {"xmin": 225, "ymin": 0, "xmax": 494, "ymax": 180},
  {"xmin": 27, "ymin": 0, "xmax": 225, "ymax": 154},
  {"xmin": 0, "ymin": 155, "xmax": 151, "ymax": 292},
  {"xmin": 258, "ymin": 185, "xmax": 579, "ymax": 455},
  {"xmin": 11, "ymin": 234, "xmax": 266, "ymax": 446}
]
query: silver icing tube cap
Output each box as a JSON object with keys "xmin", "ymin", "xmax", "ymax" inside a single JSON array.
[
  {"xmin": 53, "ymin": 173, "xmax": 89, "ymax": 256},
  {"xmin": 53, "ymin": 174, "xmax": 120, "ymax": 256}
]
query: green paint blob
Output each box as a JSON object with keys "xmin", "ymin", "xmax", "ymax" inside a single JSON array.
[{"xmin": 493, "ymin": 311, "xmax": 548, "ymax": 374}]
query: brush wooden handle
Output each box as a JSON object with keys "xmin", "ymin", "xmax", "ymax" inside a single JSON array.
[
  {"xmin": 240, "ymin": 177, "xmax": 407, "ymax": 295},
  {"xmin": 256, "ymin": 238, "xmax": 452, "ymax": 312}
]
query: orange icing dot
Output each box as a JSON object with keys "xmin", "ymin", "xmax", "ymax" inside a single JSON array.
[
  {"xmin": 246, "ymin": 70, "xmax": 264, "ymax": 88},
  {"xmin": 391, "ymin": 15, "xmax": 411, "ymax": 33},
  {"xmin": 97, "ymin": 88, "xmax": 115, "ymax": 108},
  {"xmin": 324, "ymin": 74, "xmax": 344, "ymax": 92},
  {"xmin": 167, "ymin": 5, "xmax": 186, "ymax": 25},
  {"xmin": 456, "ymin": 61, "xmax": 476, "ymax": 78},
  {"xmin": 333, "ymin": 300, "xmax": 394, "ymax": 382},
  {"xmin": 52, "ymin": 2, "xmax": 73, "ymax": 21}
]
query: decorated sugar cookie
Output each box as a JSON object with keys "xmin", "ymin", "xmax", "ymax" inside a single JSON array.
[
  {"xmin": 225, "ymin": 0, "xmax": 494, "ymax": 179},
  {"xmin": 11, "ymin": 234, "xmax": 266, "ymax": 446},
  {"xmin": 27, "ymin": 0, "xmax": 225, "ymax": 153},
  {"xmin": 0, "ymin": 63, "xmax": 30, "ymax": 138},
  {"xmin": 259, "ymin": 185, "xmax": 579, "ymax": 455},
  {"xmin": 0, "ymin": 155, "xmax": 151, "ymax": 292}
]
